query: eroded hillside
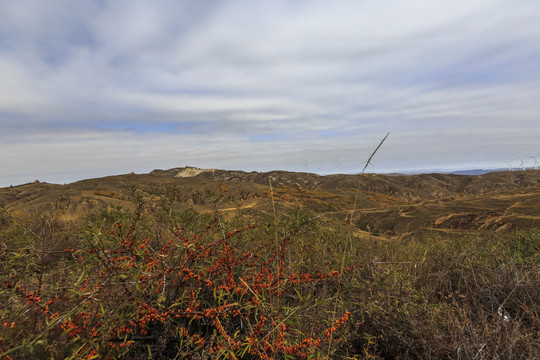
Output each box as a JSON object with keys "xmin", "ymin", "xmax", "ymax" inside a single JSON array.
[{"xmin": 1, "ymin": 167, "xmax": 539, "ymax": 237}]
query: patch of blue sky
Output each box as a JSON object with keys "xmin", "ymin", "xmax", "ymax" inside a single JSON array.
[
  {"xmin": 0, "ymin": 110, "xmax": 21, "ymax": 121},
  {"xmin": 66, "ymin": 25, "xmax": 96, "ymax": 48},
  {"xmin": 97, "ymin": 122, "xmax": 197, "ymax": 135},
  {"xmin": 0, "ymin": 35, "xmax": 15, "ymax": 52},
  {"xmin": 38, "ymin": 32, "xmax": 96, "ymax": 67},
  {"xmin": 249, "ymin": 133, "xmax": 288, "ymax": 142},
  {"xmin": 109, "ymin": 55, "xmax": 133, "ymax": 69},
  {"xmin": 0, "ymin": 113, "xmax": 29, "ymax": 139},
  {"xmin": 40, "ymin": 48, "xmax": 70, "ymax": 67}
]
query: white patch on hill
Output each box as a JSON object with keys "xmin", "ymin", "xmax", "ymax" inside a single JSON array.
[{"xmin": 174, "ymin": 167, "xmax": 216, "ymax": 178}]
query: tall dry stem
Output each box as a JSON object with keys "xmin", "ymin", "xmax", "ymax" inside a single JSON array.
[{"xmin": 326, "ymin": 132, "xmax": 389, "ymax": 358}]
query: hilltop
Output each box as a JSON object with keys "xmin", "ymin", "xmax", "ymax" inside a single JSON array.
[{"xmin": 1, "ymin": 167, "xmax": 539, "ymax": 237}]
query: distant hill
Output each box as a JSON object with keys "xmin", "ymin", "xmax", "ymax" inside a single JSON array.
[
  {"xmin": 390, "ymin": 167, "xmax": 534, "ymax": 176},
  {"xmin": 447, "ymin": 168, "xmax": 507, "ymax": 175},
  {"xmin": 1, "ymin": 167, "xmax": 539, "ymax": 236},
  {"xmin": 149, "ymin": 166, "xmax": 540, "ymax": 200},
  {"xmin": 386, "ymin": 168, "xmax": 511, "ymax": 176}
]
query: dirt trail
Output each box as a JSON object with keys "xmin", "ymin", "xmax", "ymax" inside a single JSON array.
[{"xmin": 218, "ymin": 202, "xmax": 258, "ymax": 212}]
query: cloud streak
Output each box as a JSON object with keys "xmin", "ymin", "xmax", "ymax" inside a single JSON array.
[{"xmin": 1, "ymin": 0, "xmax": 540, "ymax": 186}]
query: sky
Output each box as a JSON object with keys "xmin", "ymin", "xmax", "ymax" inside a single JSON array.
[{"xmin": 1, "ymin": 0, "xmax": 540, "ymax": 186}]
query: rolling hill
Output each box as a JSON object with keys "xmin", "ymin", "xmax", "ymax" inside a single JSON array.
[
  {"xmin": 2, "ymin": 166, "xmax": 539, "ymax": 237},
  {"xmin": 2, "ymin": 167, "xmax": 539, "ymax": 359}
]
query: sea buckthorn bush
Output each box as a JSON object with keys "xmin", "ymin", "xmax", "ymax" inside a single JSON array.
[{"xmin": 1, "ymin": 201, "xmax": 352, "ymax": 359}]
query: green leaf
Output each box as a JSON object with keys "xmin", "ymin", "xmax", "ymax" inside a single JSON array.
[{"xmin": 75, "ymin": 269, "xmax": 86, "ymax": 286}]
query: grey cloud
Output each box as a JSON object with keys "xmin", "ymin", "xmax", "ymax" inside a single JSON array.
[{"xmin": 1, "ymin": 1, "xmax": 540, "ymax": 186}]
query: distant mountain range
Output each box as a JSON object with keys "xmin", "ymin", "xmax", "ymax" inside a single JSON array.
[
  {"xmin": 447, "ymin": 169, "xmax": 508, "ymax": 175},
  {"xmin": 387, "ymin": 168, "xmax": 536, "ymax": 176}
]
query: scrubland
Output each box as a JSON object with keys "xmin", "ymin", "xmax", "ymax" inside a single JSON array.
[{"xmin": 1, "ymin": 179, "xmax": 539, "ymax": 359}]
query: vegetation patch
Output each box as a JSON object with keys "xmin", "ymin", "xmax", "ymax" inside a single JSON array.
[{"xmin": 1, "ymin": 173, "xmax": 539, "ymax": 359}]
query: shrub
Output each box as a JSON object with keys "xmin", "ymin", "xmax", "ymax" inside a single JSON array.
[{"xmin": 1, "ymin": 205, "xmax": 351, "ymax": 359}]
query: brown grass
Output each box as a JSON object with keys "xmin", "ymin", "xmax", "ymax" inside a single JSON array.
[{"xmin": 1, "ymin": 169, "xmax": 539, "ymax": 359}]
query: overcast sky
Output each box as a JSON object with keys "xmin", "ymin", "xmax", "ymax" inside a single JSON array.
[{"xmin": 2, "ymin": 0, "xmax": 540, "ymax": 186}]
